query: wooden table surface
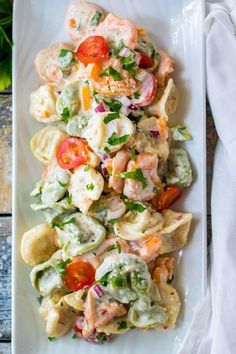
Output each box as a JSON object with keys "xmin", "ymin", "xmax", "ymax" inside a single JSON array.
[{"xmin": 0, "ymin": 89, "xmax": 218, "ymax": 354}]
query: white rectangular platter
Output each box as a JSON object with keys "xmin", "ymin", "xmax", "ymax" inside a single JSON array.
[{"xmin": 12, "ymin": 0, "xmax": 206, "ymax": 353}]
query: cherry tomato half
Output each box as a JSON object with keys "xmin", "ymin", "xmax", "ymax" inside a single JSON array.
[
  {"xmin": 139, "ymin": 53, "xmax": 154, "ymax": 69},
  {"xmin": 63, "ymin": 260, "xmax": 95, "ymax": 292},
  {"xmin": 56, "ymin": 137, "xmax": 88, "ymax": 170},
  {"xmin": 152, "ymin": 185, "xmax": 183, "ymax": 212},
  {"xmin": 76, "ymin": 36, "xmax": 109, "ymax": 64}
]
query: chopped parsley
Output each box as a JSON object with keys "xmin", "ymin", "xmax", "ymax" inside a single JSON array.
[
  {"xmin": 81, "ymin": 291, "xmax": 87, "ymax": 301},
  {"xmin": 66, "ymin": 193, "xmax": 72, "ymax": 205},
  {"xmin": 52, "ymin": 217, "xmax": 76, "ymax": 230},
  {"xmin": 130, "ymin": 146, "xmax": 136, "ymax": 161},
  {"xmin": 108, "ymin": 219, "xmax": 117, "ymax": 225},
  {"xmin": 153, "ymin": 186, "xmax": 158, "ymax": 193},
  {"xmin": 106, "ymin": 242, "xmax": 121, "ymax": 253},
  {"xmin": 37, "ymin": 295, "xmax": 43, "ymax": 304},
  {"xmin": 86, "ymin": 183, "xmax": 94, "ymax": 191},
  {"xmin": 90, "ymin": 11, "xmax": 102, "ymax": 26},
  {"xmin": 61, "ymin": 107, "xmax": 70, "ymax": 122},
  {"xmin": 93, "ymin": 90, "xmax": 100, "ymax": 104},
  {"xmin": 117, "ymin": 320, "xmax": 128, "ymax": 330},
  {"xmin": 98, "ymin": 271, "xmax": 112, "ymax": 287},
  {"xmin": 118, "ymin": 168, "xmax": 148, "ymax": 189},
  {"xmin": 55, "ymin": 258, "xmax": 71, "ymax": 275},
  {"xmin": 133, "ymin": 91, "xmax": 140, "ymax": 99},
  {"xmin": 124, "ymin": 201, "xmax": 146, "ymax": 213},
  {"xmin": 122, "ymin": 61, "xmax": 137, "ymax": 77},
  {"xmin": 120, "ymin": 193, "xmax": 128, "ymax": 200},
  {"xmin": 103, "ymin": 98, "xmax": 122, "ymax": 113},
  {"xmin": 104, "ymin": 146, "xmax": 111, "ymax": 153},
  {"xmin": 96, "ymin": 333, "xmax": 108, "ymax": 343},
  {"xmin": 107, "ymin": 132, "xmax": 130, "ymax": 146},
  {"xmin": 84, "ymin": 165, "xmax": 91, "ymax": 172},
  {"xmin": 103, "ymin": 112, "xmax": 120, "ymax": 124},
  {"xmin": 57, "ymin": 179, "xmax": 68, "ymax": 188},
  {"xmin": 58, "ymin": 49, "xmax": 75, "ymax": 77},
  {"xmin": 100, "ymin": 66, "xmax": 122, "ymax": 81},
  {"xmin": 48, "ymin": 337, "xmax": 55, "ymax": 342},
  {"xmin": 72, "ymin": 333, "xmax": 77, "ymax": 339}
]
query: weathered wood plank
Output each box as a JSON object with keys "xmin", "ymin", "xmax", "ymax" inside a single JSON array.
[
  {"xmin": 0, "ymin": 95, "xmax": 12, "ymax": 214},
  {"xmin": 0, "ymin": 217, "xmax": 11, "ymax": 340},
  {"xmin": 0, "ymin": 342, "xmax": 11, "ymax": 354}
]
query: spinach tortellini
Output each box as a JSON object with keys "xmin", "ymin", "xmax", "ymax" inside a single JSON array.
[
  {"xmin": 96, "ymin": 254, "xmax": 152, "ymax": 303},
  {"xmin": 165, "ymin": 148, "xmax": 193, "ymax": 187},
  {"xmin": 30, "ymin": 126, "xmax": 68, "ymax": 164},
  {"xmin": 30, "ymin": 250, "xmax": 65, "ymax": 296},
  {"xmin": 55, "ymin": 212, "xmax": 106, "ymax": 257},
  {"xmin": 56, "ymin": 81, "xmax": 80, "ymax": 119}
]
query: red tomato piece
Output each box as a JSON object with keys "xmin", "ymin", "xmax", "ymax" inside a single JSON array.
[
  {"xmin": 76, "ymin": 36, "xmax": 109, "ymax": 64},
  {"xmin": 63, "ymin": 260, "xmax": 95, "ymax": 292},
  {"xmin": 56, "ymin": 137, "xmax": 88, "ymax": 170},
  {"xmin": 139, "ymin": 53, "xmax": 154, "ymax": 69},
  {"xmin": 152, "ymin": 185, "xmax": 183, "ymax": 212},
  {"xmin": 131, "ymin": 70, "xmax": 157, "ymax": 107}
]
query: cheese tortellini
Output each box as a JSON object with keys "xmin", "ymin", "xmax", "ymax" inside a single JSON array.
[
  {"xmin": 85, "ymin": 112, "xmax": 134, "ymax": 154},
  {"xmin": 30, "ymin": 126, "xmax": 67, "ymax": 164},
  {"xmin": 39, "ymin": 296, "xmax": 77, "ymax": 337},
  {"xmin": 68, "ymin": 165, "xmax": 104, "ymax": 213},
  {"xmin": 147, "ymin": 79, "xmax": 179, "ymax": 119},
  {"xmin": 114, "ymin": 207, "xmax": 163, "ymax": 241},
  {"xmin": 159, "ymin": 209, "xmax": 192, "ymax": 254},
  {"xmin": 29, "ymin": 83, "xmax": 60, "ymax": 123},
  {"xmin": 21, "ymin": 223, "xmax": 57, "ymax": 266}
]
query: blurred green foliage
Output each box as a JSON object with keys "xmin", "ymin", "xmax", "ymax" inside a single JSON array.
[{"xmin": 0, "ymin": 0, "xmax": 12, "ymax": 91}]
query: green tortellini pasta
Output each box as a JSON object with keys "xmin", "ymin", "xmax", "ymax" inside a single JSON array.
[
  {"xmin": 55, "ymin": 212, "xmax": 106, "ymax": 257},
  {"xmin": 56, "ymin": 81, "xmax": 80, "ymax": 119},
  {"xmin": 170, "ymin": 125, "xmax": 192, "ymax": 141},
  {"xmin": 165, "ymin": 148, "xmax": 193, "ymax": 187},
  {"xmin": 30, "ymin": 250, "xmax": 64, "ymax": 297},
  {"xmin": 66, "ymin": 114, "xmax": 90, "ymax": 137},
  {"xmin": 95, "ymin": 254, "xmax": 152, "ymax": 303}
]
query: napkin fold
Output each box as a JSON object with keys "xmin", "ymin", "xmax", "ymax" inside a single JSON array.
[{"xmin": 178, "ymin": 2, "xmax": 236, "ymax": 354}]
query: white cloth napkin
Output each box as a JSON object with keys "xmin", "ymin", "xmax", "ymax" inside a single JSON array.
[{"xmin": 178, "ymin": 2, "xmax": 236, "ymax": 354}]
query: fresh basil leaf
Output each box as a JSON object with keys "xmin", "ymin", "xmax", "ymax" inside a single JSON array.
[
  {"xmin": 104, "ymin": 146, "xmax": 111, "ymax": 153},
  {"xmin": 120, "ymin": 194, "xmax": 128, "ymax": 200},
  {"xmin": 133, "ymin": 91, "xmax": 140, "ymax": 99},
  {"xmin": 96, "ymin": 333, "xmax": 108, "ymax": 343},
  {"xmin": 118, "ymin": 168, "xmax": 148, "ymax": 189},
  {"xmin": 61, "ymin": 107, "xmax": 70, "ymax": 122},
  {"xmin": 122, "ymin": 61, "xmax": 137, "ymax": 77},
  {"xmin": 103, "ymin": 112, "xmax": 120, "ymax": 124},
  {"xmin": 90, "ymin": 11, "xmax": 102, "ymax": 26},
  {"xmin": 124, "ymin": 201, "xmax": 146, "ymax": 213},
  {"xmin": 100, "ymin": 66, "xmax": 122, "ymax": 81},
  {"xmin": 107, "ymin": 132, "xmax": 130, "ymax": 146},
  {"xmin": 103, "ymin": 98, "xmax": 121, "ymax": 113}
]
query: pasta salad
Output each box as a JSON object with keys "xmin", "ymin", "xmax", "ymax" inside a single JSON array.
[{"xmin": 20, "ymin": 0, "xmax": 193, "ymax": 344}]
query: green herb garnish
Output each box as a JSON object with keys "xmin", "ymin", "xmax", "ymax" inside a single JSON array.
[
  {"xmin": 133, "ymin": 91, "xmax": 140, "ymax": 99},
  {"xmin": 72, "ymin": 333, "xmax": 77, "ymax": 339},
  {"xmin": 130, "ymin": 146, "xmax": 136, "ymax": 161},
  {"xmin": 100, "ymin": 66, "xmax": 122, "ymax": 81},
  {"xmin": 96, "ymin": 333, "xmax": 108, "ymax": 343},
  {"xmin": 107, "ymin": 132, "xmax": 130, "ymax": 146},
  {"xmin": 90, "ymin": 11, "xmax": 102, "ymax": 26},
  {"xmin": 81, "ymin": 291, "xmax": 87, "ymax": 301},
  {"xmin": 120, "ymin": 194, "xmax": 128, "ymax": 200},
  {"xmin": 66, "ymin": 193, "xmax": 72, "ymax": 205},
  {"xmin": 103, "ymin": 98, "xmax": 121, "ymax": 113},
  {"xmin": 104, "ymin": 146, "xmax": 111, "ymax": 153},
  {"xmin": 117, "ymin": 320, "xmax": 128, "ymax": 330},
  {"xmin": 86, "ymin": 183, "xmax": 94, "ymax": 191},
  {"xmin": 122, "ymin": 62, "xmax": 137, "ymax": 77},
  {"xmin": 98, "ymin": 271, "xmax": 112, "ymax": 287},
  {"xmin": 108, "ymin": 219, "xmax": 117, "ymax": 225},
  {"xmin": 48, "ymin": 337, "xmax": 55, "ymax": 342},
  {"xmin": 57, "ymin": 179, "xmax": 68, "ymax": 188},
  {"xmin": 106, "ymin": 242, "xmax": 121, "ymax": 253},
  {"xmin": 118, "ymin": 168, "xmax": 148, "ymax": 189},
  {"xmin": 124, "ymin": 201, "xmax": 146, "ymax": 213},
  {"xmin": 103, "ymin": 112, "xmax": 120, "ymax": 124},
  {"xmin": 61, "ymin": 107, "xmax": 70, "ymax": 122},
  {"xmin": 84, "ymin": 165, "xmax": 90, "ymax": 172},
  {"xmin": 58, "ymin": 49, "xmax": 75, "ymax": 77},
  {"xmin": 37, "ymin": 295, "xmax": 43, "ymax": 304},
  {"xmin": 55, "ymin": 258, "xmax": 71, "ymax": 275},
  {"xmin": 52, "ymin": 217, "xmax": 76, "ymax": 230},
  {"xmin": 0, "ymin": 0, "xmax": 12, "ymax": 90}
]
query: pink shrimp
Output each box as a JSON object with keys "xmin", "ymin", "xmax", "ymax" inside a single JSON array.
[
  {"xmin": 96, "ymin": 237, "xmax": 131, "ymax": 260},
  {"xmin": 154, "ymin": 50, "xmax": 174, "ymax": 88},
  {"xmin": 123, "ymin": 153, "xmax": 160, "ymax": 201},
  {"xmin": 34, "ymin": 42, "xmax": 75, "ymax": 84},
  {"xmin": 96, "ymin": 13, "xmax": 138, "ymax": 49},
  {"xmin": 65, "ymin": 1, "xmax": 105, "ymax": 44},
  {"xmin": 135, "ymin": 235, "xmax": 162, "ymax": 263},
  {"xmin": 108, "ymin": 150, "xmax": 130, "ymax": 193},
  {"xmin": 153, "ymin": 256, "xmax": 175, "ymax": 284}
]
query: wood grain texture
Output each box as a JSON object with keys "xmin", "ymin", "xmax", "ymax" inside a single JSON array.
[
  {"xmin": 0, "ymin": 95, "xmax": 12, "ymax": 214},
  {"xmin": 0, "ymin": 343, "xmax": 11, "ymax": 354},
  {"xmin": 0, "ymin": 217, "xmax": 11, "ymax": 340}
]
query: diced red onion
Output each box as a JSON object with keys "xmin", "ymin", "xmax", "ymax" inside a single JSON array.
[
  {"xmin": 119, "ymin": 47, "xmax": 132, "ymax": 57},
  {"xmin": 100, "ymin": 154, "xmax": 110, "ymax": 162},
  {"xmin": 150, "ymin": 130, "xmax": 160, "ymax": 139},
  {"xmin": 128, "ymin": 104, "xmax": 138, "ymax": 111},
  {"xmin": 95, "ymin": 102, "xmax": 106, "ymax": 113},
  {"xmin": 101, "ymin": 165, "xmax": 109, "ymax": 177},
  {"xmin": 93, "ymin": 284, "xmax": 104, "ymax": 297}
]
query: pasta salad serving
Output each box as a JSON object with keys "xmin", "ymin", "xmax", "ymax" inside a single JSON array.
[{"xmin": 20, "ymin": 0, "xmax": 193, "ymax": 344}]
